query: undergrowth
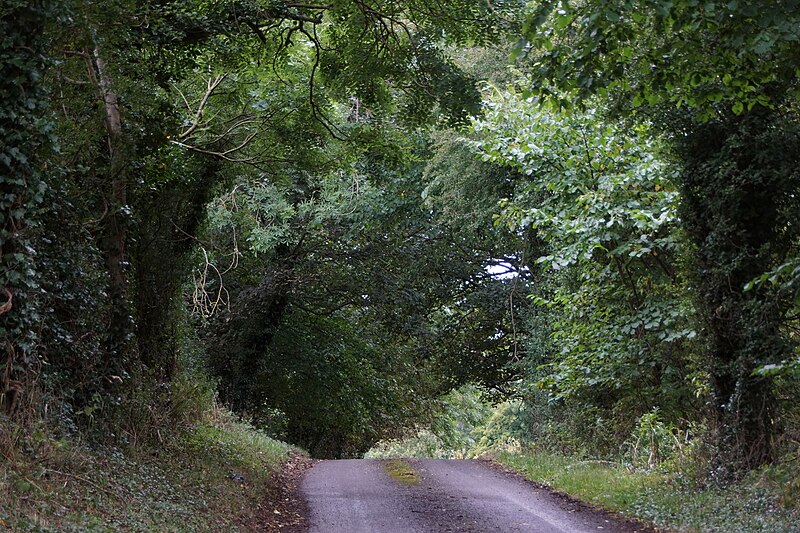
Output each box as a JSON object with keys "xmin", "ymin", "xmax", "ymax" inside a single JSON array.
[
  {"xmin": 0, "ymin": 402, "xmax": 298, "ymax": 532},
  {"xmin": 497, "ymin": 451, "xmax": 800, "ymax": 533}
]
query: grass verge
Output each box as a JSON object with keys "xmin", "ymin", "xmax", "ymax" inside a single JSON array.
[
  {"xmin": 496, "ymin": 451, "xmax": 800, "ymax": 533},
  {"xmin": 0, "ymin": 407, "xmax": 301, "ymax": 532}
]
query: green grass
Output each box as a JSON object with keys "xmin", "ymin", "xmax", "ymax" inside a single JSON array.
[
  {"xmin": 497, "ymin": 451, "xmax": 800, "ymax": 533},
  {"xmin": 0, "ymin": 408, "xmax": 299, "ymax": 532}
]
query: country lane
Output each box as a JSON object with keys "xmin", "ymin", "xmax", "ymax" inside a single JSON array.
[{"xmin": 299, "ymin": 458, "xmax": 654, "ymax": 533}]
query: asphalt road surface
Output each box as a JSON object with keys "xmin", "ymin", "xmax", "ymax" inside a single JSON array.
[{"xmin": 299, "ymin": 459, "xmax": 650, "ymax": 533}]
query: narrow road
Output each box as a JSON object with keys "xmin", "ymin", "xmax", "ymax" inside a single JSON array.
[{"xmin": 299, "ymin": 459, "xmax": 650, "ymax": 532}]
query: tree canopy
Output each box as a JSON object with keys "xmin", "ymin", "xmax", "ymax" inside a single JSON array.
[{"xmin": 2, "ymin": 0, "xmax": 800, "ymax": 481}]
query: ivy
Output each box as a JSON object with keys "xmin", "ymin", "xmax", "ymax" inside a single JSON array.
[{"xmin": 0, "ymin": 1, "xmax": 63, "ymax": 398}]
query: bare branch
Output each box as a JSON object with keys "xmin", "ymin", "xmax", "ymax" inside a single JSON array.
[
  {"xmin": 170, "ymin": 139, "xmax": 260, "ymax": 164},
  {"xmin": 62, "ymin": 49, "xmax": 89, "ymax": 58},
  {"xmin": 192, "ymin": 246, "xmax": 235, "ymax": 319},
  {"xmin": 172, "ymin": 83, "xmax": 193, "ymax": 113},
  {"xmin": 219, "ymin": 130, "xmax": 259, "ymax": 156},
  {"xmin": 178, "ymin": 74, "xmax": 227, "ymax": 140},
  {"xmin": 58, "ymin": 73, "xmax": 91, "ymax": 85}
]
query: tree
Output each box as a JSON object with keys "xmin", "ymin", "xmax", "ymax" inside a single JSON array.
[
  {"xmin": 0, "ymin": 0, "xmax": 62, "ymax": 413},
  {"xmin": 470, "ymin": 87, "xmax": 696, "ymax": 450},
  {"xmin": 517, "ymin": 0, "xmax": 800, "ymax": 475},
  {"xmin": 199, "ymin": 127, "xmax": 527, "ymax": 456},
  {"xmin": 24, "ymin": 0, "xmax": 519, "ymax": 415}
]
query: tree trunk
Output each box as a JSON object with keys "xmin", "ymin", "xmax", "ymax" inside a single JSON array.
[
  {"xmin": 134, "ymin": 160, "xmax": 219, "ymax": 380},
  {"xmin": 677, "ymin": 111, "xmax": 799, "ymax": 477},
  {"xmin": 92, "ymin": 45, "xmax": 133, "ymax": 374},
  {"xmin": 0, "ymin": 2, "xmax": 56, "ymax": 412},
  {"xmin": 205, "ymin": 255, "xmax": 295, "ymax": 409}
]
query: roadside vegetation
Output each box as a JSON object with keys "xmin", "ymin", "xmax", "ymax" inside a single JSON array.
[
  {"xmin": 499, "ymin": 452, "xmax": 800, "ymax": 533},
  {"xmin": 1, "ymin": 396, "xmax": 298, "ymax": 532}
]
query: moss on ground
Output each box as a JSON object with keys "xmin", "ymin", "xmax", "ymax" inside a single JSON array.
[{"xmin": 383, "ymin": 459, "xmax": 420, "ymax": 485}]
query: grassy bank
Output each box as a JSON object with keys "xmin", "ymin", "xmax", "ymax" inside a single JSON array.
[
  {"xmin": 0, "ymin": 407, "xmax": 299, "ymax": 532},
  {"xmin": 496, "ymin": 451, "xmax": 800, "ymax": 533}
]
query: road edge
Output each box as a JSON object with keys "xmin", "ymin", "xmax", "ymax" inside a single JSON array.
[{"xmin": 479, "ymin": 457, "xmax": 661, "ymax": 533}]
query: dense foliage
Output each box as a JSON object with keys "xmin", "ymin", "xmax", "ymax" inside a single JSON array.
[
  {"xmin": 0, "ymin": 0, "xmax": 60, "ymax": 416},
  {"xmin": 471, "ymin": 89, "xmax": 698, "ymax": 447},
  {"xmin": 514, "ymin": 0, "xmax": 800, "ymax": 476},
  {"xmin": 1, "ymin": 0, "xmax": 525, "ymax": 458},
  {"xmin": 2, "ymin": 0, "xmax": 799, "ymax": 492}
]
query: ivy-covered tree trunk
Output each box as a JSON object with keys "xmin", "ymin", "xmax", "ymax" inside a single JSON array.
[
  {"xmin": 0, "ymin": 0, "xmax": 58, "ymax": 412},
  {"xmin": 133, "ymin": 160, "xmax": 219, "ymax": 380},
  {"xmin": 678, "ymin": 111, "xmax": 800, "ymax": 476},
  {"xmin": 205, "ymin": 254, "xmax": 296, "ymax": 410}
]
